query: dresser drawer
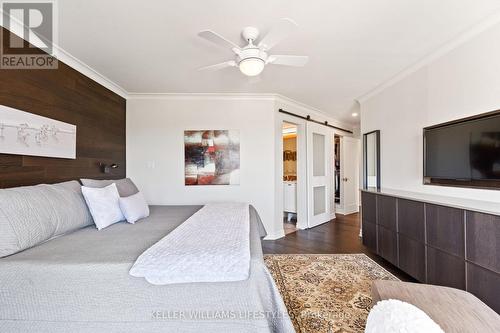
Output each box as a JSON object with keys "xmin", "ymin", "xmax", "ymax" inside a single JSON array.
[
  {"xmin": 377, "ymin": 195, "xmax": 397, "ymax": 231},
  {"xmin": 426, "ymin": 204, "xmax": 464, "ymax": 258}
]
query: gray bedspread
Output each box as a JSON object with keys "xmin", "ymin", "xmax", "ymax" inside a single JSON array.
[{"xmin": 0, "ymin": 205, "xmax": 294, "ymax": 333}]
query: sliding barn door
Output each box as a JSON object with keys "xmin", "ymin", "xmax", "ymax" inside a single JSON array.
[{"xmin": 306, "ymin": 122, "xmax": 333, "ymax": 228}]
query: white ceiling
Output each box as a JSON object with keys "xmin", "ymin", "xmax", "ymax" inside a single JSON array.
[{"xmin": 57, "ymin": 0, "xmax": 500, "ymax": 124}]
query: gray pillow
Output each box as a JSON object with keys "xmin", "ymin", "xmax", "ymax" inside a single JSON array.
[
  {"xmin": 80, "ymin": 178, "xmax": 139, "ymax": 197},
  {"xmin": 0, "ymin": 180, "xmax": 94, "ymax": 258}
]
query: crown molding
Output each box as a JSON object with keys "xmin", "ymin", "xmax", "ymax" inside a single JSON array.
[
  {"xmin": 357, "ymin": 10, "xmax": 500, "ymax": 104},
  {"xmin": 128, "ymin": 92, "xmax": 331, "ymax": 116},
  {"xmin": 128, "ymin": 92, "xmax": 355, "ymax": 131},
  {"xmin": 55, "ymin": 49, "xmax": 129, "ymax": 98},
  {"xmin": 127, "ymin": 92, "xmax": 277, "ymax": 101}
]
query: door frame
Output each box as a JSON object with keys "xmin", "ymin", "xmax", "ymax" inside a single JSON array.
[
  {"xmin": 334, "ymin": 134, "xmax": 344, "ymax": 215},
  {"xmin": 342, "ymin": 135, "xmax": 360, "ymax": 215},
  {"xmin": 275, "ymin": 113, "xmax": 308, "ymax": 238},
  {"xmin": 336, "ymin": 134, "xmax": 360, "ymax": 215}
]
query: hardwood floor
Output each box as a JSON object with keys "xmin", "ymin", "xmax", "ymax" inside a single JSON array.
[{"xmin": 263, "ymin": 213, "xmax": 416, "ymax": 281}]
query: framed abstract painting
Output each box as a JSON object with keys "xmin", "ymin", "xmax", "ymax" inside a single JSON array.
[{"xmin": 184, "ymin": 130, "xmax": 240, "ymax": 185}]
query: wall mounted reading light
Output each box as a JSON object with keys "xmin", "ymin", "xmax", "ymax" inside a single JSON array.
[{"xmin": 99, "ymin": 163, "xmax": 118, "ymax": 174}]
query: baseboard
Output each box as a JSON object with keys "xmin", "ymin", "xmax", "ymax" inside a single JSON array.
[
  {"xmin": 264, "ymin": 231, "xmax": 286, "ymax": 240},
  {"xmin": 296, "ymin": 223, "xmax": 308, "ymax": 230},
  {"xmin": 342, "ymin": 210, "xmax": 360, "ymax": 215},
  {"xmin": 343, "ymin": 204, "xmax": 360, "ymax": 215}
]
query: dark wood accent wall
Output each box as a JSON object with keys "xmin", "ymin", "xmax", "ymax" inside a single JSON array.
[
  {"xmin": 361, "ymin": 191, "xmax": 500, "ymax": 314},
  {"xmin": 0, "ymin": 27, "xmax": 126, "ymax": 188}
]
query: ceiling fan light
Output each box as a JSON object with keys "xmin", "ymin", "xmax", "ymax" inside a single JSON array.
[{"xmin": 239, "ymin": 58, "xmax": 265, "ymax": 76}]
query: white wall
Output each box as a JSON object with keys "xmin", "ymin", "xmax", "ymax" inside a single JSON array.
[
  {"xmin": 126, "ymin": 97, "xmax": 280, "ymax": 237},
  {"xmin": 360, "ymin": 21, "xmax": 500, "ymax": 202},
  {"xmin": 127, "ymin": 95, "xmax": 356, "ymax": 239}
]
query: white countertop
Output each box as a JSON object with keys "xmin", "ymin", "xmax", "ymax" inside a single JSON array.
[{"xmin": 361, "ymin": 187, "xmax": 500, "ymax": 216}]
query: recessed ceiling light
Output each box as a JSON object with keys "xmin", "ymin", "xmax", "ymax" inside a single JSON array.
[{"xmin": 352, "ymin": 112, "xmax": 359, "ymax": 117}]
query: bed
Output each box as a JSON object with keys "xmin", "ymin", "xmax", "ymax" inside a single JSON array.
[{"xmin": 0, "ymin": 183, "xmax": 294, "ymax": 332}]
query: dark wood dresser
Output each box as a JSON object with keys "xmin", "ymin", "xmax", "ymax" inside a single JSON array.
[{"xmin": 361, "ymin": 188, "xmax": 500, "ymax": 314}]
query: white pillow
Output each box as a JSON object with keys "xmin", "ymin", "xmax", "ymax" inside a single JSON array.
[
  {"xmin": 81, "ymin": 183, "xmax": 125, "ymax": 230},
  {"xmin": 119, "ymin": 192, "xmax": 150, "ymax": 224},
  {"xmin": 366, "ymin": 299, "xmax": 444, "ymax": 333}
]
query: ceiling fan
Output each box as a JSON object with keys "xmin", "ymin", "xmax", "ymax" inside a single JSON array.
[{"xmin": 197, "ymin": 18, "xmax": 309, "ymax": 77}]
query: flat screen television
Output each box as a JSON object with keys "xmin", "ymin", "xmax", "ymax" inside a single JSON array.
[{"xmin": 423, "ymin": 111, "xmax": 500, "ymax": 189}]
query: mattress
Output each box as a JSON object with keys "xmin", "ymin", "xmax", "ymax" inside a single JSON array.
[{"xmin": 0, "ymin": 205, "xmax": 294, "ymax": 333}]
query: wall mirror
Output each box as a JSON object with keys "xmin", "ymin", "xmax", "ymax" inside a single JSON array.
[{"xmin": 363, "ymin": 130, "xmax": 380, "ymax": 189}]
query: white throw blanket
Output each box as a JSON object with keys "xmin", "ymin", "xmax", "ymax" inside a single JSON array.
[
  {"xmin": 365, "ymin": 299, "xmax": 444, "ymax": 333},
  {"xmin": 129, "ymin": 202, "xmax": 250, "ymax": 285}
]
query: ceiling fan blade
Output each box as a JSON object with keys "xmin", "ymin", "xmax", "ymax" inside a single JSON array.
[
  {"xmin": 198, "ymin": 30, "xmax": 241, "ymax": 52},
  {"xmin": 258, "ymin": 18, "xmax": 298, "ymax": 51},
  {"xmin": 268, "ymin": 55, "xmax": 309, "ymax": 67},
  {"xmin": 198, "ymin": 60, "xmax": 236, "ymax": 72}
]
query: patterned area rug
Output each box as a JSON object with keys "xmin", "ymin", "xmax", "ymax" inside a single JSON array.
[{"xmin": 264, "ymin": 254, "xmax": 399, "ymax": 333}]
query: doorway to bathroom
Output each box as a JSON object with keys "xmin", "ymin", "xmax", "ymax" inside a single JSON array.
[{"xmin": 282, "ymin": 122, "xmax": 298, "ymax": 234}]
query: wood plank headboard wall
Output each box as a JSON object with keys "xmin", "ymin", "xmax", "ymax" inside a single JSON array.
[{"xmin": 0, "ymin": 28, "xmax": 126, "ymax": 188}]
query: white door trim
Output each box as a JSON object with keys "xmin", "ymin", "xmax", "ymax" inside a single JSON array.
[{"xmin": 274, "ymin": 114, "xmax": 308, "ymax": 239}]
